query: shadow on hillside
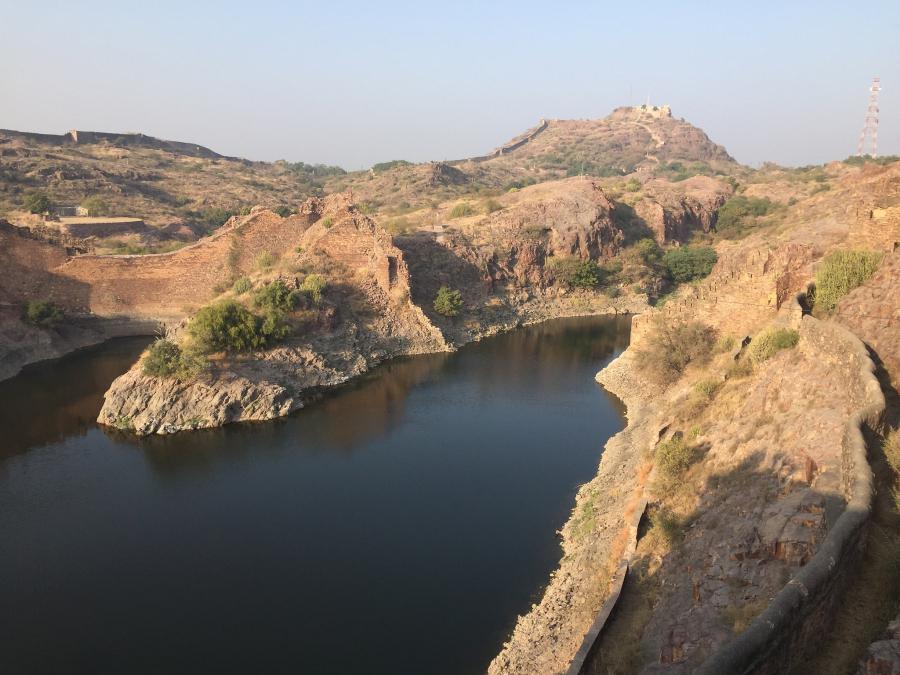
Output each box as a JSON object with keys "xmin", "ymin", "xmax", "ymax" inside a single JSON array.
[
  {"xmin": 612, "ymin": 202, "xmax": 656, "ymax": 245},
  {"xmin": 394, "ymin": 233, "xmax": 486, "ymax": 314},
  {"xmin": 583, "ymin": 450, "xmax": 845, "ymax": 675}
]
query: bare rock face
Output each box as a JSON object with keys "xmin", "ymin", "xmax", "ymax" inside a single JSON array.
[
  {"xmin": 634, "ymin": 176, "xmax": 731, "ymax": 243},
  {"xmin": 426, "ymin": 161, "xmax": 468, "ymax": 187},
  {"xmin": 97, "ymin": 344, "xmax": 366, "ymax": 434},
  {"xmin": 481, "ymin": 178, "xmax": 624, "ymax": 283}
]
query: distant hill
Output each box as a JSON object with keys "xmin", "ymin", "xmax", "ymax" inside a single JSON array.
[
  {"xmin": 0, "ymin": 128, "xmax": 228, "ymax": 159},
  {"xmin": 472, "ymin": 105, "xmax": 735, "ymax": 178},
  {"xmin": 0, "ymin": 128, "xmax": 345, "ymax": 241},
  {"xmin": 0, "ymin": 107, "xmax": 738, "ymax": 247}
]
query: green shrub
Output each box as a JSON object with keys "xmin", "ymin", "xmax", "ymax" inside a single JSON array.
[
  {"xmin": 547, "ymin": 256, "xmax": 602, "ymax": 289},
  {"xmin": 188, "ymin": 300, "xmax": 287, "ymax": 353},
  {"xmin": 483, "ymin": 199, "xmax": 503, "ymax": 214},
  {"xmin": 253, "ymin": 280, "xmax": 301, "ymax": 314},
  {"xmin": 726, "ymin": 358, "xmax": 754, "ymax": 379},
  {"xmin": 748, "ymin": 327, "xmax": 800, "ymax": 363},
  {"xmin": 812, "ymin": 249, "xmax": 884, "ymax": 314},
  {"xmin": 715, "ymin": 196, "xmax": 773, "ymax": 237},
  {"xmin": 24, "ymin": 192, "xmax": 51, "ymax": 214},
  {"xmin": 256, "ymin": 251, "xmax": 276, "ymax": 270},
  {"xmin": 321, "ymin": 217, "xmax": 334, "ymax": 229},
  {"xmin": 635, "ymin": 319, "xmax": 716, "ymax": 385},
  {"xmin": 300, "ymin": 274, "xmax": 327, "ymax": 305},
  {"xmin": 634, "ymin": 238, "xmax": 663, "ymax": 266},
  {"xmin": 449, "ymin": 202, "xmax": 474, "ymax": 219},
  {"xmin": 712, "ymin": 335, "xmax": 737, "ymax": 354},
  {"xmin": 142, "ymin": 339, "xmax": 207, "ymax": 378},
  {"xmin": 624, "ymin": 178, "xmax": 641, "ymax": 192},
  {"xmin": 232, "ymin": 276, "xmax": 252, "ymax": 294},
  {"xmin": 142, "ymin": 339, "xmax": 182, "ymax": 376},
  {"xmin": 274, "ymin": 205, "xmax": 294, "ymax": 217},
  {"xmin": 649, "ymin": 506, "xmax": 684, "ymax": 545},
  {"xmin": 663, "ymin": 246, "xmax": 718, "ymax": 282},
  {"xmin": 80, "ymin": 196, "xmax": 110, "ymax": 216},
  {"xmin": 694, "ymin": 379, "xmax": 722, "ymax": 399},
  {"xmin": 656, "ymin": 436, "xmax": 698, "ymax": 478},
  {"xmin": 185, "ymin": 207, "xmax": 241, "ymax": 232},
  {"xmin": 22, "ymin": 300, "xmax": 63, "ymax": 328},
  {"xmin": 503, "ymin": 177, "xmax": 537, "ymax": 192},
  {"xmin": 433, "ymin": 286, "xmax": 463, "ymax": 317},
  {"xmin": 372, "ymin": 159, "xmax": 412, "ymax": 172},
  {"xmin": 844, "ymin": 154, "xmax": 900, "ymax": 167}
]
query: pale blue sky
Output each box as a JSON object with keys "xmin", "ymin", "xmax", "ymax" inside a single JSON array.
[{"xmin": 2, "ymin": 1, "xmax": 898, "ymax": 169}]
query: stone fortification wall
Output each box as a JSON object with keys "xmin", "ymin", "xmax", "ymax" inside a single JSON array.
[
  {"xmin": 631, "ymin": 243, "xmax": 816, "ymax": 346},
  {"xmin": 695, "ymin": 309, "xmax": 884, "ymax": 675},
  {"xmin": 50, "ymin": 208, "xmax": 312, "ymax": 318},
  {"xmin": 2, "ymin": 195, "xmax": 417, "ymax": 321},
  {"xmin": 0, "ymin": 128, "xmax": 225, "ymax": 159}
]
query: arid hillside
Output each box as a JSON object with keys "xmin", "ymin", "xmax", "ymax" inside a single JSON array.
[
  {"xmin": 1, "ymin": 106, "xmax": 737, "ymax": 253},
  {"xmin": 0, "ymin": 128, "xmax": 344, "ymax": 242}
]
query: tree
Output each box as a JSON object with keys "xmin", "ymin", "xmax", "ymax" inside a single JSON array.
[
  {"xmin": 300, "ymin": 274, "xmax": 327, "ymax": 305},
  {"xmin": 433, "ymin": 286, "xmax": 462, "ymax": 317},
  {"xmin": 715, "ymin": 196, "xmax": 772, "ymax": 237},
  {"xmin": 253, "ymin": 280, "xmax": 301, "ymax": 314},
  {"xmin": 663, "ymin": 246, "xmax": 718, "ymax": 282},
  {"xmin": 142, "ymin": 339, "xmax": 208, "ymax": 378},
  {"xmin": 22, "ymin": 300, "xmax": 64, "ymax": 328},
  {"xmin": 546, "ymin": 256, "xmax": 603, "ymax": 289},
  {"xmin": 143, "ymin": 339, "xmax": 183, "ymax": 376},
  {"xmin": 188, "ymin": 301, "xmax": 282, "ymax": 353},
  {"xmin": 634, "ymin": 318, "xmax": 716, "ymax": 385},
  {"xmin": 24, "ymin": 192, "xmax": 51, "ymax": 214}
]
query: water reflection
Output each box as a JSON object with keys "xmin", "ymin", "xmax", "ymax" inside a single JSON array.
[
  {"xmin": 0, "ymin": 315, "xmax": 631, "ymax": 675},
  {"xmin": 0, "ymin": 336, "xmax": 151, "ymax": 457},
  {"xmin": 0, "ymin": 318, "xmax": 630, "ymax": 477}
]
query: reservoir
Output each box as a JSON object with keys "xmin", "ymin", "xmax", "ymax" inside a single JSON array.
[{"xmin": 0, "ymin": 316, "xmax": 629, "ymax": 674}]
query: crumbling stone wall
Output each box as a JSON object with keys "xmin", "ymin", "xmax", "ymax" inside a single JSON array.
[
  {"xmin": 2, "ymin": 195, "xmax": 419, "ymax": 323},
  {"xmin": 695, "ymin": 310, "xmax": 885, "ymax": 675}
]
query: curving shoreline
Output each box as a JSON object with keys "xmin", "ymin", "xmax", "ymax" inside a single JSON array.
[
  {"xmin": 488, "ymin": 343, "xmax": 662, "ymax": 674},
  {"xmin": 96, "ymin": 296, "xmax": 647, "ymax": 435}
]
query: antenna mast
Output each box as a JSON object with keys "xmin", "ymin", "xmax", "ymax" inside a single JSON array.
[{"xmin": 857, "ymin": 77, "xmax": 881, "ymax": 157}]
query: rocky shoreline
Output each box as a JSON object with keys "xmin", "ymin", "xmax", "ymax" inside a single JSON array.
[
  {"xmin": 0, "ymin": 311, "xmax": 158, "ymax": 383},
  {"xmin": 488, "ymin": 343, "xmax": 661, "ymax": 675},
  {"xmin": 97, "ymin": 294, "xmax": 648, "ymax": 435}
]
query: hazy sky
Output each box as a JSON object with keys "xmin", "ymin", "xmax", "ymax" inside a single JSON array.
[{"xmin": 2, "ymin": 1, "xmax": 898, "ymax": 169}]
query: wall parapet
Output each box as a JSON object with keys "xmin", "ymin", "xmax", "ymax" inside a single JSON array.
[{"xmin": 695, "ymin": 297, "xmax": 885, "ymax": 675}]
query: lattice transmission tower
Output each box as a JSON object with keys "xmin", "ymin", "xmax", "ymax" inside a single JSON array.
[{"xmin": 857, "ymin": 77, "xmax": 881, "ymax": 157}]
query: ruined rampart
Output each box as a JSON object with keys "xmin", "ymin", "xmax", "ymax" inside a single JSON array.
[
  {"xmin": 695, "ymin": 305, "xmax": 884, "ymax": 675},
  {"xmin": 0, "ymin": 128, "xmax": 226, "ymax": 159},
  {"xmin": 2, "ymin": 196, "xmax": 417, "ymax": 322}
]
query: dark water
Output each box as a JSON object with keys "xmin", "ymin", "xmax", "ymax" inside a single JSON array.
[{"xmin": 0, "ymin": 317, "xmax": 630, "ymax": 675}]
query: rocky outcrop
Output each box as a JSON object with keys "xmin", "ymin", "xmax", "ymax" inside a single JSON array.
[
  {"xmin": 475, "ymin": 178, "xmax": 623, "ymax": 285},
  {"xmin": 95, "ymin": 196, "xmax": 449, "ymax": 434},
  {"xmin": 633, "ymin": 176, "xmax": 731, "ymax": 243},
  {"xmin": 425, "ymin": 161, "xmax": 468, "ymax": 186},
  {"xmin": 99, "ymin": 341, "xmax": 367, "ymax": 434}
]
